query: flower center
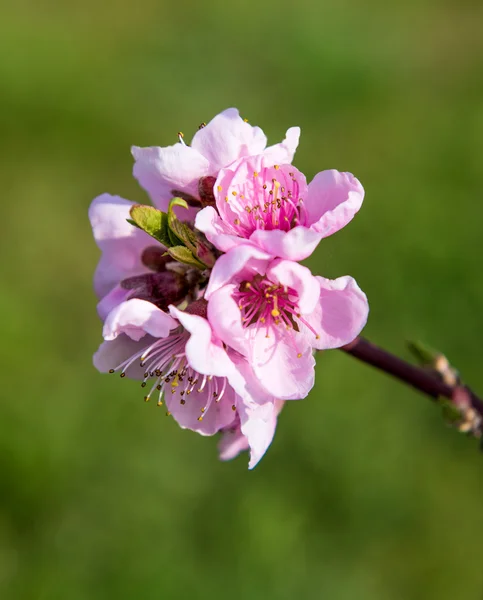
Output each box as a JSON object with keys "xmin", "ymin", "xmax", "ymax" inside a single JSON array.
[
  {"xmin": 108, "ymin": 329, "xmax": 234, "ymax": 420},
  {"xmin": 234, "ymin": 276, "xmax": 299, "ymax": 329},
  {"xmin": 233, "ymin": 275, "xmax": 320, "ymax": 353},
  {"xmin": 218, "ymin": 164, "xmax": 308, "ymax": 235}
]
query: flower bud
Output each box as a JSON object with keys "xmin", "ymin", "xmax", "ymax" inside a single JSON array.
[
  {"xmin": 121, "ymin": 271, "xmax": 191, "ymax": 311},
  {"xmin": 198, "ymin": 176, "xmax": 217, "ymax": 208},
  {"xmin": 141, "ymin": 246, "xmax": 171, "ymax": 271}
]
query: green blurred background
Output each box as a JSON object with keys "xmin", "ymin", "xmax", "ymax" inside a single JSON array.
[{"xmin": 2, "ymin": 0, "xmax": 483, "ymax": 598}]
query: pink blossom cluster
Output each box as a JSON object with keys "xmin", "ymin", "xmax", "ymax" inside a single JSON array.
[{"xmin": 90, "ymin": 108, "xmax": 369, "ymax": 468}]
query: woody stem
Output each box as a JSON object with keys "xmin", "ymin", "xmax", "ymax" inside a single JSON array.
[{"xmin": 341, "ymin": 336, "xmax": 483, "ymax": 417}]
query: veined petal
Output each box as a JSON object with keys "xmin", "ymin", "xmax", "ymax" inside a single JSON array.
[
  {"xmin": 97, "ymin": 285, "xmax": 131, "ymax": 321},
  {"xmin": 305, "ymin": 170, "xmax": 364, "ymax": 237},
  {"xmin": 169, "ymin": 306, "xmax": 235, "ymax": 378},
  {"xmin": 195, "ymin": 206, "xmax": 245, "ymax": 253},
  {"xmin": 266, "ymin": 259, "xmax": 320, "ymax": 315},
  {"xmin": 207, "ymin": 284, "xmax": 249, "ymax": 357},
  {"xmin": 191, "ymin": 108, "xmax": 267, "ymax": 173},
  {"xmin": 249, "ymin": 226, "xmax": 323, "ymax": 261},
  {"xmin": 166, "ymin": 382, "xmax": 236, "ymax": 436},
  {"xmin": 218, "ymin": 424, "xmax": 250, "ymax": 462},
  {"xmin": 205, "ymin": 245, "xmax": 271, "ymax": 299},
  {"xmin": 303, "ymin": 276, "xmax": 369, "ymax": 350},
  {"xmin": 89, "ymin": 194, "xmax": 152, "ymax": 297},
  {"xmin": 250, "ymin": 326, "xmax": 315, "ymax": 400},
  {"xmin": 103, "ymin": 299, "xmax": 177, "ymax": 342},
  {"xmin": 238, "ymin": 397, "xmax": 285, "ymax": 469},
  {"xmin": 262, "ymin": 126, "xmax": 300, "ymax": 164},
  {"xmin": 93, "ymin": 335, "xmax": 147, "ymax": 380},
  {"xmin": 132, "ymin": 144, "xmax": 209, "ymax": 211}
]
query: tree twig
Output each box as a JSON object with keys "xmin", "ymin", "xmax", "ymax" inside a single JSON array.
[{"xmin": 341, "ymin": 337, "xmax": 483, "ymax": 421}]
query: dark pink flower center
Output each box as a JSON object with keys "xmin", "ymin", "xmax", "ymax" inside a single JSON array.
[
  {"xmin": 233, "ymin": 276, "xmax": 319, "ymax": 353},
  {"xmin": 219, "ymin": 164, "xmax": 308, "ymax": 236},
  {"xmin": 109, "ymin": 329, "xmax": 233, "ymax": 420}
]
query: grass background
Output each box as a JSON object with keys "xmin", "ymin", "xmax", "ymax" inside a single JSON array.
[{"xmin": 1, "ymin": 0, "xmax": 483, "ymax": 598}]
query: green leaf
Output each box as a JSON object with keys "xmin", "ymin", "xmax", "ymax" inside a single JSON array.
[
  {"xmin": 129, "ymin": 205, "xmax": 172, "ymax": 247},
  {"xmin": 167, "ymin": 246, "xmax": 207, "ymax": 270},
  {"xmin": 126, "ymin": 218, "xmax": 142, "ymax": 230},
  {"xmin": 167, "ymin": 198, "xmax": 194, "ymax": 247},
  {"xmin": 168, "ymin": 197, "xmax": 189, "ymax": 212},
  {"xmin": 167, "ymin": 225, "xmax": 183, "ymax": 247}
]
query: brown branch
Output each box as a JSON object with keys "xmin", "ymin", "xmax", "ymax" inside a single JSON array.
[{"xmin": 341, "ymin": 337, "xmax": 483, "ymax": 420}]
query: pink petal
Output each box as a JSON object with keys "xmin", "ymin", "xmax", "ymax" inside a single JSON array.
[
  {"xmin": 89, "ymin": 194, "xmax": 152, "ymax": 297},
  {"xmin": 195, "ymin": 206, "xmax": 244, "ymax": 253},
  {"xmin": 262, "ymin": 126, "xmax": 300, "ymax": 164},
  {"xmin": 169, "ymin": 306, "xmax": 235, "ymax": 378},
  {"xmin": 213, "ymin": 153, "xmax": 263, "ymax": 228},
  {"xmin": 303, "ymin": 276, "xmax": 369, "ymax": 350},
  {"xmin": 93, "ymin": 335, "xmax": 147, "ymax": 380},
  {"xmin": 131, "ymin": 144, "xmax": 209, "ymax": 211},
  {"xmin": 218, "ymin": 423, "xmax": 250, "ymax": 462},
  {"xmin": 226, "ymin": 350, "xmax": 276, "ymax": 405},
  {"xmin": 250, "ymin": 326, "xmax": 315, "ymax": 400},
  {"xmin": 97, "ymin": 285, "xmax": 131, "ymax": 321},
  {"xmin": 305, "ymin": 170, "xmax": 364, "ymax": 237},
  {"xmin": 266, "ymin": 259, "xmax": 320, "ymax": 314},
  {"xmin": 103, "ymin": 299, "xmax": 177, "ymax": 342},
  {"xmin": 166, "ymin": 381, "xmax": 236, "ymax": 436},
  {"xmin": 249, "ymin": 226, "xmax": 323, "ymax": 261},
  {"xmin": 191, "ymin": 108, "xmax": 267, "ymax": 173},
  {"xmin": 205, "ymin": 245, "xmax": 272, "ymax": 299},
  {"xmin": 207, "ymin": 284, "xmax": 249, "ymax": 357},
  {"xmin": 238, "ymin": 397, "xmax": 285, "ymax": 469}
]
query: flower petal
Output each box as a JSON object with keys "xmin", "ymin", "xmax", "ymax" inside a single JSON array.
[
  {"xmin": 305, "ymin": 170, "xmax": 364, "ymax": 237},
  {"xmin": 169, "ymin": 306, "xmax": 235, "ymax": 378},
  {"xmin": 266, "ymin": 259, "xmax": 320, "ymax": 315},
  {"xmin": 205, "ymin": 245, "xmax": 271, "ymax": 299},
  {"xmin": 166, "ymin": 381, "xmax": 236, "ymax": 436},
  {"xmin": 250, "ymin": 326, "xmax": 315, "ymax": 400},
  {"xmin": 93, "ymin": 335, "xmax": 147, "ymax": 380},
  {"xmin": 89, "ymin": 194, "xmax": 152, "ymax": 297},
  {"xmin": 218, "ymin": 422, "xmax": 250, "ymax": 462},
  {"xmin": 97, "ymin": 285, "xmax": 131, "ymax": 321},
  {"xmin": 249, "ymin": 226, "xmax": 323, "ymax": 261},
  {"xmin": 131, "ymin": 144, "xmax": 209, "ymax": 211},
  {"xmin": 207, "ymin": 284, "xmax": 249, "ymax": 357},
  {"xmin": 262, "ymin": 126, "xmax": 300, "ymax": 164},
  {"xmin": 303, "ymin": 276, "xmax": 369, "ymax": 350},
  {"xmin": 238, "ymin": 397, "xmax": 285, "ymax": 469},
  {"xmin": 103, "ymin": 299, "xmax": 177, "ymax": 342},
  {"xmin": 191, "ymin": 108, "xmax": 267, "ymax": 173},
  {"xmin": 195, "ymin": 206, "xmax": 244, "ymax": 253}
]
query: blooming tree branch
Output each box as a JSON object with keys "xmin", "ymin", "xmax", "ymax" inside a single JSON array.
[{"xmin": 89, "ymin": 107, "xmax": 481, "ymax": 468}]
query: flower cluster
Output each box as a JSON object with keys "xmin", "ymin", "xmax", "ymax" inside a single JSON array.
[{"xmin": 90, "ymin": 108, "xmax": 369, "ymax": 468}]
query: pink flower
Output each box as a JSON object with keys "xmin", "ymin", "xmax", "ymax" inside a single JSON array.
[
  {"xmin": 132, "ymin": 108, "xmax": 300, "ymax": 213},
  {"xmin": 89, "ymin": 194, "xmax": 191, "ymax": 320},
  {"xmin": 205, "ymin": 245, "xmax": 369, "ymax": 400},
  {"xmin": 94, "ymin": 297, "xmax": 282, "ymax": 467},
  {"xmin": 195, "ymin": 154, "xmax": 364, "ymax": 261}
]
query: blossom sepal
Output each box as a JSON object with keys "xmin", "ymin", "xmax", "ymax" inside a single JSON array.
[{"xmin": 129, "ymin": 199, "xmax": 215, "ymax": 270}]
